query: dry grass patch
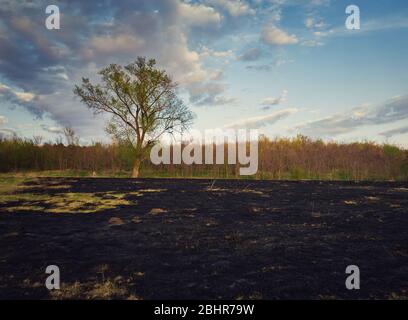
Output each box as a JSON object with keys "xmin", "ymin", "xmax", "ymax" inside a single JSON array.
[
  {"xmin": 88, "ymin": 280, "xmax": 128, "ymax": 299},
  {"xmin": 46, "ymin": 192, "xmax": 133, "ymax": 213},
  {"xmin": 387, "ymin": 291, "xmax": 408, "ymax": 300},
  {"xmin": 45, "ymin": 184, "xmax": 72, "ymax": 190},
  {"xmin": 206, "ymin": 188, "xmax": 229, "ymax": 192},
  {"xmin": 108, "ymin": 217, "xmax": 125, "ymax": 226},
  {"xmin": 248, "ymin": 207, "xmax": 263, "ymax": 214},
  {"xmin": 0, "ymin": 176, "xmax": 33, "ymax": 194},
  {"xmin": 240, "ymin": 189, "xmax": 264, "ymax": 195},
  {"xmin": 365, "ymin": 196, "xmax": 380, "ymax": 201},
  {"xmin": 50, "ymin": 281, "xmax": 82, "ymax": 299},
  {"xmin": 50, "ymin": 280, "xmax": 138, "ymax": 300},
  {"xmin": 131, "ymin": 217, "xmax": 142, "ymax": 224},
  {"xmin": 149, "ymin": 208, "xmax": 167, "ymax": 215},
  {"xmin": 1, "ymin": 190, "xmax": 135, "ymax": 214},
  {"xmin": 139, "ymin": 189, "xmax": 167, "ymax": 193}
]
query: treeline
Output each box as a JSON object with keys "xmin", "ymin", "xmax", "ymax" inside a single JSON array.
[{"xmin": 0, "ymin": 135, "xmax": 407, "ymax": 180}]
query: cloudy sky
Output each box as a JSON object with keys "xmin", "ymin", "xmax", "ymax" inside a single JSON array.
[{"xmin": 0, "ymin": 0, "xmax": 407, "ymax": 146}]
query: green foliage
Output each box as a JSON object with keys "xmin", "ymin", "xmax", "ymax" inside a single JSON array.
[
  {"xmin": 383, "ymin": 144, "xmax": 402, "ymax": 158},
  {"xmin": 397, "ymin": 152, "xmax": 408, "ymax": 180},
  {"xmin": 73, "ymin": 57, "xmax": 194, "ymax": 177},
  {"xmin": 117, "ymin": 143, "xmax": 137, "ymax": 168}
]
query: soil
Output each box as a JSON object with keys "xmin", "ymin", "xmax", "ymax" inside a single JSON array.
[{"xmin": 1, "ymin": 178, "xmax": 408, "ymax": 299}]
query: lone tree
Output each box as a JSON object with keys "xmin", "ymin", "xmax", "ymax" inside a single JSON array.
[{"xmin": 74, "ymin": 57, "xmax": 194, "ymax": 177}]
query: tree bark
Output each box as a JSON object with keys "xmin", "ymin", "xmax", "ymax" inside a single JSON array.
[{"xmin": 131, "ymin": 158, "xmax": 141, "ymax": 178}]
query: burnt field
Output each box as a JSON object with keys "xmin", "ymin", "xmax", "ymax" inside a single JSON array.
[{"xmin": 0, "ymin": 178, "xmax": 408, "ymax": 300}]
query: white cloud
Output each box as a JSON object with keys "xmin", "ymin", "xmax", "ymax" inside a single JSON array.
[
  {"xmin": 0, "ymin": 83, "xmax": 10, "ymax": 93},
  {"xmin": 261, "ymin": 97, "xmax": 282, "ymax": 105},
  {"xmin": 0, "ymin": 115, "xmax": 7, "ymax": 125},
  {"xmin": 88, "ymin": 34, "xmax": 145, "ymax": 55},
  {"xmin": 0, "ymin": 82, "xmax": 36, "ymax": 103},
  {"xmin": 41, "ymin": 125, "xmax": 63, "ymax": 134},
  {"xmin": 14, "ymin": 91, "xmax": 35, "ymax": 102},
  {"xmin": 301, "ymin": 39, "xmax": 323, "ymax": 47},
  {"xmin": 0, "ymin": 128, "xmax": 16, "ymax": 137},
  {"xmin": 262, "ymin": 24, "xmax": 298, "ymax": 45},
  {"xmin": 178, "ymin": 2, "xmax": 222, "ymax": 26},
  {"xmin": 209, "ymin": 69, "xmax": 224, "ymax": 80},
  {"xmin": 188, "ymin": 82, "xmax": 236, "ymax": 106},
  {"xmin": 260, "ymin": 90, "xmax": 288, "ymax": 109},
  {"xmin": 305, "ymin": 17, "xmax": 314, "ymax": 29},
  {"xmin": 304, "ymin": 17, "xmax": 325, "ymax": 30},
  {"xmin": 113, "ymin": 8, "xmax": 232, "ymax": 107},
  {"xmin": 207, "ymin": 0, "xmax": 255, "ymax": 17},
  {"xmin": 297, "ymin": 95, "xmax": 408, "ymax": 137},
  {"xmin": 225, "ymin": 108, "xmax": 298, "ymax": 129},
  {"xmin": 309, "ymin": 0, "xmax": 331, "ymax": 6},
  {"xmin": 0, "ymin": 115, "xmax": 14, "ymax": 138},
  {"xmin": 321, "ymin": 15, "xmax": 408, "ymax": 39},
  {"xmin": 313, "ymin": 31, "xmax": 329, "ymax": 37},
  {"xmin": 380, "ymin": 125, "xmax": 408, "ymax": 138},
  {"xmin": 200, "ymin": 46, "xmax": 234, "ymax": 59}
]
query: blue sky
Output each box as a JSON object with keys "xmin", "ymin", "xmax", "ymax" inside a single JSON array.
[{"xmin": 0, "ymin": 0, "xmax": 407, "ymax": 146}]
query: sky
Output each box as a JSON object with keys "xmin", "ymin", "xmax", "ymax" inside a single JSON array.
[{"xmin": 0, "ymin": 0, "xmax": 407, "ymax": 147}]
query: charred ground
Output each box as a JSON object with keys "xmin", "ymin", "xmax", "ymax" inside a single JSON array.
[{"xmin": 1, "ymin": 178, "xmax": 407, "ymax": 299}]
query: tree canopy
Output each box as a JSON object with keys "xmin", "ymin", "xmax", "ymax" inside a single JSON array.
[{"xmin": 74, "ymin": 57, "xmax": 194, "ymax": 177}]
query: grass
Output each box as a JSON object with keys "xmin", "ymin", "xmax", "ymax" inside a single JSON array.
[
  {"xmin": 2, "ymin": 168, "xmax": 406, "ymax": 181},
  {"xmin": 0, "ymin": 170, "xmax": 125, "ymax": 179},
  {"xmin": 50, "ymin": 280, "xmax": 139, "ymax": 300},
  {"xmin": 0, "ymin": 176, "xmax": 135, "ymax": 213},
  {"xmin": 48, "ymin": 264, "xmax": 141, "ymax": 299},
  {"xmin": 1, "ymin": 192, "xmax": 133, "ymax": 214},
  {"xmin": 0, "ymin": 176, "xmax": 28, "ymax": 193}
]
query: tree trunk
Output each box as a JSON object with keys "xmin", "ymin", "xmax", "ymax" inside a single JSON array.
[{"xmin": 132, "ymin": 159, "xmax": 141, "ymax": 178}]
